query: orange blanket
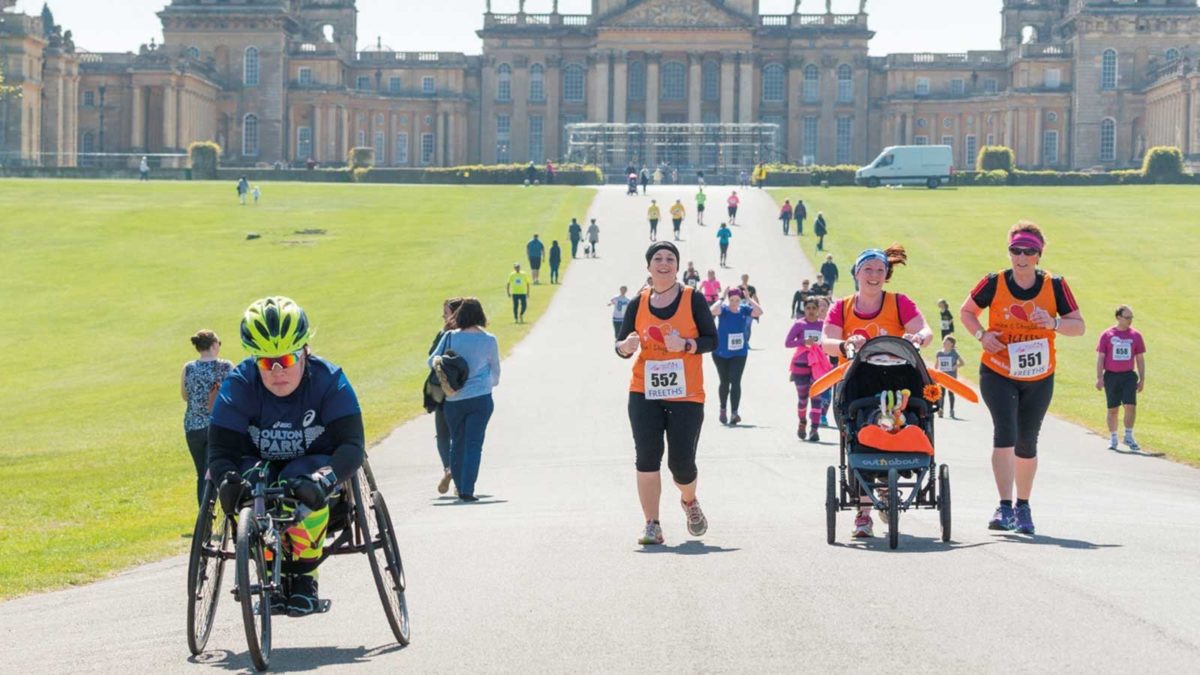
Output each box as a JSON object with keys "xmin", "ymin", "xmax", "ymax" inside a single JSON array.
[{"xmin": 857, "ymin": 424, "xmax": 934, "ymax": 455}]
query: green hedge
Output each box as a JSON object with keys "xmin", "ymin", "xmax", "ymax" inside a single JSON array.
[
  {"xmin": 977, "ymin": 146, "xmax": 1015, "ymax": 172},
  {"xmin": 188, "ymin": 141, "xmax": 221, "ymax": 180},
  {"xmin": 423, "ymin": 163, "xmax": 603, "ymax": 185},
  {"xmin": 213, "ymin": 164, "xmax": 604, "ymax": 185},
  {"xmin": 1142, "ymin": 146, "xmax": 1185, "ymax": 183},
  {"xmin": 761, "ymin": 163, "xmax": 860, "ymax": 186}
]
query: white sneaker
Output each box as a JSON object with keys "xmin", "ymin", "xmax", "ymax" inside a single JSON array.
[
  {"xmin": 638, "ymin": 520, "xmax": 664, "ymax": 546},
  {"xmin": 682, "ymin": 499, "xmax": 708, "ymax": 537},
  {"xmin": 1108, "ymin": 436, "xmax": 1119, "ymax": 450}
]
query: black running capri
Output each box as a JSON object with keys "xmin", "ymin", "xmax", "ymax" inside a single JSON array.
[
  {"xmin": 628, "ymin": 393, "xmax": 702, "ymax": 485},
  {"xmin": 979, "ymin": 366, "xmax": 1054, "ymax": 459}
]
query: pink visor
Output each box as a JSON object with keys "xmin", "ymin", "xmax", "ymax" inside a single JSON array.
[{"xmin": 1009, "ymin": 232, "xmax": 1044, "ymax": 252}]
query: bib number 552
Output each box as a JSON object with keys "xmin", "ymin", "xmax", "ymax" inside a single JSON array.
[{"xmin": 649, "ymin": 372, "xmax": 678, "ymax": 388}]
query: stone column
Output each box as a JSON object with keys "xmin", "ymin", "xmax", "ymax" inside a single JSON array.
[
  {"xmin": 545, "ymin": 56, "xmax": 562, "ymax": 159},
  {"xmin": 1033, "ymin": 106, "xmax": 1043, "ymax": 166},
  {"xmin": 513, "ymin": 55, "xmax": 530, "ymax": 161},
  {"xmin": 719, "ymin": 52, "xmax": 735, "ymax": 123},
  {"xmin": 646, "ymin": 52, "xmax": 661, "ymax": 124},
  {"xmin": 480, "ymin": 56, "xmax": 496, "ymax": 162},
  {"xmin": 435, "ymin": 106, "xmax": 446, "ymax": 166},
  {"xmin": 738, "ymin": 53, "xmax": 754, "ymax": 123},
  {"xmin": 131, "ymin": 85, "xmax": 145, "ymax": 150},
  {"xmin": 313, "ymin": 105, "xmax": 323, "ymax": 162},
  {"xmin": 163, "ymin": 84, "xmax": 178, "ymax": 153},
  {"xmin": 612, "ymin": 51, "xmax": 628, "ymax": 124},
  {"xmin": 687, "ymin": 52, "xmax": 702, "ymax": 167},
  {"xmin": 787, "ymin": 56, "xmax": 804, "ymax": 161},
  {"xmin": 588, "ymin": 53, "xmax": 610, "ymax": 123}
]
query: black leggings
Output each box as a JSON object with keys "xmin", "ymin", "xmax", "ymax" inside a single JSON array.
[
  {"xmin": 185, "ymin": 427, "xmax": 208, "ymax": 506},
  {"xmin": 979, "ymin": 366, "xmax": 1055, "ymax": 458},
  {"xmin": 628, "ymin": 393, "xmax": 703, "ymax": 484},
  {"xmin": 712, "ymin": 354, "xmax": 747, "ymax": 411}
]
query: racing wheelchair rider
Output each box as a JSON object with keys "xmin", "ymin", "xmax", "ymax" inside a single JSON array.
[{"xmin": 209, "ymin": 296, "xmax": 365, "ymax": 616}]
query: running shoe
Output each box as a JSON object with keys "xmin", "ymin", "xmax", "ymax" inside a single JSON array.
[
  {"xmin": 287, "ymin": 574, "xmax": 321, "ymax": 617},
  {"xmin": 851, "ymin": 512, "xmax": 874, "ymax": 538},
  {"xmin": 797, "ymin": 420, "xmax": 806, "ymax": 440},
  {"xmin": 682, "ymin": 498, "xmax": 708, "ymax": 537},
  {"xmin": 1108, "ymin": 435, "xmax": 1119, "ymax": 451},
  {"xmin": 719, "ymin": 409, "xmax": 728, "ymax": 425},
  {"xmin": 459, "ymin": 494, "xmax": 479, "ymax": 503},
  {"xmin": 988, "ymin": 504, "xmax": 1016, "ymax": 531},
  {"xmin": 807, "ymin": 428, "xmax": 820, "ymax": 443},
  {"xmin": 638, "ymin": 520, "xmax": 664, "ymax": 546},
  {"xmin": 437, "ymin": 470, "xmax": 453, "ymax": 495},
  {"xmin": 1013, "ymin": 503, "xmax": 1035, "ymax": 534},
  {"xmin": 730, "ymin": 413, "xmax": 742, "ymax": 426},
  {"xmin": 1125, "ymin": 436, "xmax": 1141, "ymax": 452}
]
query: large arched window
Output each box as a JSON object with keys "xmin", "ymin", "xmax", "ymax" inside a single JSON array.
[
  {"xmin": 563, "ymin": 64, "xmax": 585, "ymax": 102},
  {"xmin": 762, "ymin": 63, "xmax": 785, "ymax": 102},
  {"xmin": 837, "ymin": 64, "xmax": 854, "ymax": 103},
  {"xmin": 243, "ymin": 114, "xmax": 259, "ymax": 156},
  {"xmin": 803, "ymin": 64, "xmax": 820, "ymax": 103},
  {"xmin": 661, "ymin": 61, "xmax": 686, "ymax": 100},
  {"xmin": 80, "ymin": 131, "xmax": 95, "ymax": 166},
  {"xmin": 496, "ymin": 63, "xmax": 512, "ymax": 102},
  {"xmin": 1101, "ymin": 49, "xmax": 1117, "ymax": 90},
  {"xmin": 628, "ymin": 60, "xmax": 646, "ymax": 102},
  {"xmin": 1166, "ymin": 48, "xmax": 1181, "ymax": 62},
  {"xmin": 702, "ymin": 60, "xmax": 720, "ymax": 102},
  {"xmin": 185, "ymin": 46, "xmax": 200, "ymax": 60},
  {"xmin": 529, "ymin": 63, "xmax": 545, "ymax": 102},
  {"xmin": 244, "ymin": 46, "xmax": 259, "ymax": 86},
  {"xmin": 1100, "ymin": 117, "xmax": 1116, "ymax": 162}
]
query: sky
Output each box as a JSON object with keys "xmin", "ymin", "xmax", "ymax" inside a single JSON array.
[{"xmin": 12, "ymin": 0, "xmax": 1004, "ymax": 56}]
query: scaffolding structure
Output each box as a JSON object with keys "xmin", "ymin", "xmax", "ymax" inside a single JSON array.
[{"xmin": 564, "ymin": 122, "xmax": 782, "ymax": 179}]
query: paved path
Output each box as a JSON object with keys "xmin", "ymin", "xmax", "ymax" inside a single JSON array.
[{"xmin": 3, "ymin": 186, "xmax": 1199, "ymax": 673}]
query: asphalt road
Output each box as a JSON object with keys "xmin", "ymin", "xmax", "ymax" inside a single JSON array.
[{"xmin": 2, "ymin": 185, "xmax": 1198, "ymax": 673}]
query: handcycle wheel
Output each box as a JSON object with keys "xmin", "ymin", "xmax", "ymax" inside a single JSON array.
[
  {"xmin": 939, "ymin": 464, "xmax": 952, "ymax": 543},
  {"xmin": 825, "ymin": 466, "xmax": 837, "ymax": 545},
  {"xmin": 187, "ymin": 482, "xmax": 231, "ymax": 655},
  {"xmin": 887, "ymin": 469, "xmax": 900, "ymax": 550},
  {"xmin": 353, "ymin": 476, "xmax": 411, "ymax": 645},
  {"xmin": 235, "ymin": 506, "xmax": 272, "ymax": 671}
]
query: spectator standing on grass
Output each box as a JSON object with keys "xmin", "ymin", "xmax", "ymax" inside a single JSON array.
[
  {"xmin": 139, "ymin": 156, "xmax": 150, "ymax": 181},
  {"xmin": 545, "ymin": 159, "xmax": 556, "ymax": 184},
  {"xmin": 506, "ymin": 263, "xmax": 532, "ymax": 323},
  {"xmin": 1096, "ymin": 305, "xmax": 1146, "ymax": 452},
  {"xmin": 937, "ymin": 298, "xmax": 955, "ymax": 338},
  {"xmin": 525, "ymin": 161, "xmax": 538, "ymax": 185},
  {"xmin": 568, "ymin": 218, "xmax": 583, "ymax": 258},
  {"xmin": 820, "ymin": 254, "xmax": 839, "ymax": 292},
  {"xmin": 181, "ymin": 330, "xmax": 233, "ymax": 505},
  {"xmin": 586, "ymin": 219, "xmax": 601, "ymax": 258},
  {"xmin": 794, "ymin": 199, "xmax": 807, "ymax": 235},
  {"xmin": 252, "ymin": 185, "xmax": 261, "ymax": 205},
  {"xmin": 548, "ymin": 241, "xmax": 562, "ymax": 284},
  {"xmin": 814, "ymin": 211, "xmax": 828, "ymax": 251},
  {"xmin": 236, "ymin": 176, "xmax": 249, "ymax": 205},
  {"xmin": 527, "ymin": 234, "xmax": 545, "ymax": 284}
]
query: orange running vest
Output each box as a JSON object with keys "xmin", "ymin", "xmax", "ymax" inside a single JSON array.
[
  {"xmin": 982, "ymin": 270, "xmax": 1058, "ymax": 381},
  {"xmin": 629, "ymin": 286, "xmax": 705, "ymax": 403},
  {"xmin": 837, "ymin": 292, "xmax": 906, "ymax": 364}
]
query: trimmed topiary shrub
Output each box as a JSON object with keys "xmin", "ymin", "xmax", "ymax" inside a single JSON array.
[
  {"xmin": 1141, "ymin": 146, "xmax": 1184, "ymax": 183},
  {"xmin": 188, "ymin": 141, "xmax": 221, "ymax": 180},
  {"xmin": 347, "ymin": 147, "xmax": 375, "ymax": 170},
  {"xmin": 977, "ymin": 146, "xmax": 1015, "ymax": 172}
]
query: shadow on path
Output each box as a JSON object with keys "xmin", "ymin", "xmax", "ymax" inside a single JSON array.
[
  {"xmin": 992, "ymin": 533, "xmax": 1123, "ymax": 550},
  {"xmin": 192, "ymin": 643, "xmax": 405, "ymax": 671},
  {"xmin": 635, "ymin": 540, "xmax": 741, "ymax": 556},
  {"xmin": 834, "ymin": 537, "xmax": 993, "ymax": 554}
]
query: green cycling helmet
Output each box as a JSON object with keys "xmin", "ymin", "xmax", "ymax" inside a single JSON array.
[{"xmin": 240, "ymin": 296, "xmax": 311, "ymax": 357}]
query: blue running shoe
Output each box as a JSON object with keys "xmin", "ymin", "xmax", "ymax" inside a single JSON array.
[
  {"xmin": 988, "ymin": 504, "xmax": 1015, "ymax": 531},
  {"xmin": 1013, "ymin": 503, "xmax": 1035, "ymax": 534}
]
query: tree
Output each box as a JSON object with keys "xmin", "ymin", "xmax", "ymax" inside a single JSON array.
[{"xmin": 0, "ymin": 59, "xmax": 21, "ymax": 100}]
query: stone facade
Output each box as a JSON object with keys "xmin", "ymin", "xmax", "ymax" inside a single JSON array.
[{"xmin": 2, "ymin": 0, "xmax": 1199, "ymax": 170}]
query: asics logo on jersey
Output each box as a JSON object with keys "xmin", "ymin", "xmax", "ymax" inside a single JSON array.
[{"xmin": 303, "ymin": 409, "xmax": 316, "ymax": 427}]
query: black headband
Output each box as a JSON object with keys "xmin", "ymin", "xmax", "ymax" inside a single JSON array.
[{"xmin": 645, "ymin": 241, "xmax": 680, "ymax": 265}]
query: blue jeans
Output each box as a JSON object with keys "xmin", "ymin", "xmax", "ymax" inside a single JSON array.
[
  {"xmin": 434, "ymin": 405, "xmax": 451, "ymax": 470},
  {"xmin": 443, "ymin": 394, "xmax": 494, "ymax": 496}
]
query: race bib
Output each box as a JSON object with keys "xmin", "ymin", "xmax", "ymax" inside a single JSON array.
[
  {"xmin": 804, "ymin": 329, "xmax": 821, "ymax": 344},
  {"xmin": 727, "ymin": 333, "xmax": 745, "ymax": 352},
  {"xmin": 1008, "ymin": 339, "xmax": 1050, "ymax": 379},
  {"xmin": 1112, "ymin": 340, "xmax": 1132, "ymax": 362},
  {"xmin": 937, "ymin": 356, "xmax": 955, "ymax": 372},
  {"xmin": 645, "ymin": 359, "xmax": 687, "ymax": 400}
]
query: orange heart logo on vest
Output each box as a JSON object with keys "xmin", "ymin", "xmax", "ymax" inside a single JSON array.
[
  {"xmin": 851, "ymin": 323, "xmax": 887, "ymax": 339},
  {"xmin": 1008, "ymin": 301, "xmax": 1037, "ymax": 322}
]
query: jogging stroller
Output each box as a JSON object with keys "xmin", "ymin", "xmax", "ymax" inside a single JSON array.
[
  {"xmin": 824, "ymin": 336, "xmax": 964, "ymax": 549},
  {"xmin": 626, "ymin": 173, "xmax": 638, "ymax": 195}
]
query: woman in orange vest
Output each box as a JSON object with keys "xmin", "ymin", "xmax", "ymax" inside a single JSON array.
[
  {"xmin": 821, "ymin": 245, "xmax": 933, "ymax": 539},
  {"xmin": 615, "ymin": 242, "xmax": 718, "ymax": 546},
  {"xmin": 960, "ymin": 221, "xmax": 1084, "ymax": 536}
]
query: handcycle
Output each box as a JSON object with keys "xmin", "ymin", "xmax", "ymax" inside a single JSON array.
[{"xmin": 186, "ymin": 459, "xmax": 409, "ymax": 671}]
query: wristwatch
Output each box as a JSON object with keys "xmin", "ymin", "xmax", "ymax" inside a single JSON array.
[
  {"xmin": 973, "ymin": 328, "xmax": 985, "ymax": 341},
  {"xmin": 1053, "ymin": 316, "xmax": 1061, "ymax": 331}
]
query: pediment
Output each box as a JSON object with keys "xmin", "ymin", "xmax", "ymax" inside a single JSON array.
[{"xmin": 601, "ymin": 0, "xmax": 751, "ymax": 29}]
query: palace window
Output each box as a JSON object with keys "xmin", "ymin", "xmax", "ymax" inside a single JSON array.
[
  {"xmin": 530, "ymin": 64, "xmax": 545, "ymax": 102},
  {"xmin": 528, "ymin": 115, "xmax": 544, "ymax": 162},
  {"xmin": 562, "ymin": 113, "xmax": 585, "ymax": 157},
  {"xmin": 914, "ymin": 135, "xmax": 929, "ymax": 145},
  {"xmin": 803, "ymin": 116, "xmax": 818, "ymax": 161},
  {"xmin": 297, "ymin": 127, "xmax": 312, "ymax": 161},
  {"xmin": 497, "ymin": 63, "xmax": 512, "ymax": 102},
  {"xmin": 299, "ymin": 68, "xmax": 313, "ymax": 86},
  {"xmin": 1100, "ymin": 118, "xmax": 1115, "ymax": 161},
  {"xmin": 421, "ymin": 133, "xmax": 435, "ymax": 165},
  {"xmin": 950, "ymin": 78, "xmax": 964, "ymax": 96},
  {"xmin": 564, "ymin": 64, "xmax": 585, "ymax": 102},
  {"xmin": 243, "ymin": 114, "xmax": 259, "ymax": 156},
  {"xmin": 964, "ymin": 135, "xmax": 977, "ymax": 168},
  {"xmin": 762, "ymin": 63, "xmax": 785, "ymax": 103},
  {"xmin": 1166, "ymin": 48, "xmax": 1181, "ymax": 62},
  {"xmin": 661, "ymin": 61, "xmax": 686, "ymax": 100},
  {"xmin": 803, "ymin": 64, "xmax": 819, "ymax": 103},
  {"xmin": 628, "ymin": 61, "xmax": 646, "ymax": 101},
  {"xmin": 941, "ymin": 135, "xmax": 954, "ymax": 150},
  {"xmin": 496, "ymin": 114, "xmax": 511, "ymax": 163},
  {"xmin": 356, "ymin": 130, "xmax": 366, "ymax": 147},
  {"xmin": 80, "ymin": 131, "xmax": 95, "ymax": 165},
  {"xmin": 837, "ymin": 64, "xmax": 853, "ymax": 103},
  {"xmin": 389, "ymin": 76, "xmax": 402, "ymax": 94},
  {"xmin": 395, "ymin": 132, "xmax": 409, "ymax": 165},
  {"xmin": 374, "ymin": 131, "xmax": 386, "ymax": 164},
  {"xmin": 83, "ymin": 90, "xmax": 94, "ymax": 107},
  {"xmin": 836, "ymin": 116, "xmax": 853, "ymax": 164},
  {"xmin": 915, "ymin": 77, "xmax": 930, "ymax": 96},
  {"xmin": 1101, "ymin": 49, "xmax": 1117, "ymax": 90},
  {"xmin": 185, "ymin": 46, "xmax": 200, "ymax": 60},
  {"xmin": 1044, "ymin": 68, "xmax": 1061, "ymax": 89},
  {"xmin": 702, "ymin": 60, "xmax": 719, "ymax": 102},
  {"xmin": 984, "ymin": 78, "xmax": 998, "ymax": 95},
  {"xmin": 422, "ymin": 76, "xmax": 435, "ymax": 94},
  {"xmin": 1043, "ymin": 129, "xmax": 1059, "ymax": 166},
  {"xmin": 244, "ymin": 46, "xmax": 260, "ymax": 86},
  {"xmin": 356, "ymin": 75, "xmax": 371, "ymax": 91}
]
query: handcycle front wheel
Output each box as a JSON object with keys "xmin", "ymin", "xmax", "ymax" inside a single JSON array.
[
  {"xmin": 187, "ymin": 482, "xmax": 232, "ymax": 655},
  {"xmin": 235, "ymin": 506, "xmax": 272, "ymax": 671},
  {"xmin": 939, "ymin": 464, "xmax": 952, "ymax": 543},
  {"xmin": 353, "ymin": 476, "xmax": 410, "ymax": 646},
  {"xmin": 887, "ymin": 469, "xmax": 900, "ymax": 550},
  {"xmin": 825, "ymin": 466, "xmax": 837, "ymax": 545}
]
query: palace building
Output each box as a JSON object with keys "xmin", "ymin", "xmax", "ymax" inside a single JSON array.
[{"xmin": 2, "ymin": 0, "xmax": 1199, "ymax": 171}]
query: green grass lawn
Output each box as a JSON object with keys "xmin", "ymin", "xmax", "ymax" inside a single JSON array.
[
  {"xmin": 769, "ymin": 185, "xmax": 1200, "ymax": 465},
  {"xmin": 0, "ymin": 179, "xmax": 594, "ymax": 599}
]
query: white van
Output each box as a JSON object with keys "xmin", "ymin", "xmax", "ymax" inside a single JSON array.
[{"xmin": 856, "ymin": 145, "xmax": 954, "ymax": 189}]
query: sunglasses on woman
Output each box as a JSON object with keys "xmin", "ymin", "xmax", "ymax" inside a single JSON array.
[
  {"xmin": 1008, "ymin": 246, "xmax": 1041, "ymax": 257},
  {"xmin": 256, "ymin": 349, "xmax": 304, "ymax": 371}
]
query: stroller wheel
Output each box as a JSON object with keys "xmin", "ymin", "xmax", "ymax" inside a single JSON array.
[
  {"xmin": 825, "ymin": 466, "xmax": 837, "ymax": 545},
  {"xmin": 887, "ymin": 469, "xmax": 900, "ymax": 550},
  {"xmin": 939, "ymin": 464, "xmax": 951, "ymax": 543}
]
